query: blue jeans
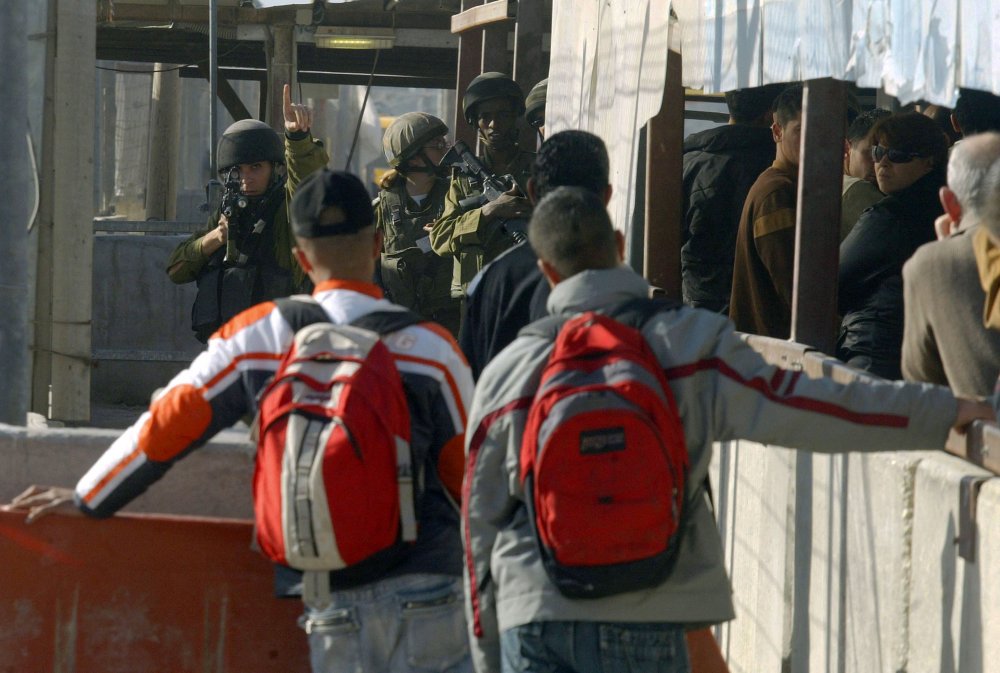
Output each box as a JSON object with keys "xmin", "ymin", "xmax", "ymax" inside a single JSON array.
[
  {"xmin": 500, "ymin": 621, "xmax": 689, "ymax": 673},
  {"xmin": 300, "ymin": 573, "xmax": 472, "ymax": 673}
]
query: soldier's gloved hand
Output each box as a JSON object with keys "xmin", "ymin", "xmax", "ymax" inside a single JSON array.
[{"xmin": 482, "ymin": 190, "xmax": 532, "ymax": 223}]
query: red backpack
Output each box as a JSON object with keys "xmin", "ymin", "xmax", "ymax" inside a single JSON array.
[
  {"xmin": 253, "ymin": 297, "xmax": 422, "ymax": 580},
  {"xmin": 519, "ymin": 298, "xmax": 690, "ymax": 598}
]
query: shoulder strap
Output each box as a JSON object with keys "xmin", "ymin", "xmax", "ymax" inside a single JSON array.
[
  {"xmin": 518, "ymin": 295, "xmax": 682, "ymax": 342},
  {"xmin": 276, "ymin": 296, "xmax": 423, "ymax": 337},
  {"xmin": 275, "ymin": 295, "xmax": 329, "ymax": 332},
  {"xmin": 350, "ymin": 309, "xmax": 423, "ymax": 335}
]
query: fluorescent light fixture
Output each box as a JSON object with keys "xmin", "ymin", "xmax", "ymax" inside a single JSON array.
[{"xmin": 315, "ymin": 27, "xmax": 395, "ymax": 50}]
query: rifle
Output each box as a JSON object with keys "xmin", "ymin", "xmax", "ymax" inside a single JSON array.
[{"xmin": 439, "ymin": 140, "xmax": 528, "ymax": 243}]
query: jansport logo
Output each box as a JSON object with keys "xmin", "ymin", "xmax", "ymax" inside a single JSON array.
[{"xmin": 579, "ymin": 427, "xmax": 626, "ymax": 454}]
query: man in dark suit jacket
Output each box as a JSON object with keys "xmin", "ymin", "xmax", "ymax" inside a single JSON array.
[{"xmin": 902, "ymin": 132, "xmax": 1000, "ymax": 397}]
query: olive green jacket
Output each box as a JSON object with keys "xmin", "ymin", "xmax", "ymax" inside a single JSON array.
[
  {"xmin": 429, "ymin": 145, "xmax": 535, "ymax": 297},
  {"xmin": 375, "ymin": 176, "xmax": 460, "ymax": 333},
  {"xmin": 166, "ymin": 132, "xmax": 329, "ymax": 288}
]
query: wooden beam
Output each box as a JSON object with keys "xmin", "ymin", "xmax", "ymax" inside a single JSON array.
[
  {"xmin": 481, "ymin": 23, "xmax": 511, "ymax": 75},
  {"xmin": 145, "ymin": 66, "xmax": 181, "ymax": 220},
  {"xmin": 451, "ymin": 0, "xmax": 515, "ymax": 34},
  {"xmin": 643, "ymin": 50, "xmax": 684, "ymax": 298},
  {"xmin": 453, "ymin": 0, "xmax": 483, "ymax": 150},
  {"xmin": 790, "ymin": 78, "xmax": 845, "ymax": 354},
  {"xmin": 266, "ymin": 24, "xmax": 295, "ymax": 128}
]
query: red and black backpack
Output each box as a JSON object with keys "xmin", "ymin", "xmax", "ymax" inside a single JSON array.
[{"xmin": 519, "ymin": 297, "xmax": 694, "ymax": 599}]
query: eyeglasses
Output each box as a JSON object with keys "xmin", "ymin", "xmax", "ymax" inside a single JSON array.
[
  {"xmin": 422, "ymin": 138, "xmax": 449, "ymax": 153},
  {"xmin": 527, "ymin": 114, "xmax": 544, "ymax": 130},
  {"xmin": 871, "ymin": 145, "xmax": 923, "ymax": 164}
]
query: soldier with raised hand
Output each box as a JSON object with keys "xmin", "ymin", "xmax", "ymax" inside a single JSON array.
[
  {"xmin": 167, "ymin": 84, "xmax": 329, "ymax": 342},
  {"xmin": 429, "ymin": 72, "xmax": 535, "ymax": 301},
  {"xmin": 375, "ymin": 112, "xmax": 461, "ymax": 335}
]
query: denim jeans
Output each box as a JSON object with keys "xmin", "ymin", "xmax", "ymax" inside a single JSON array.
[
  {"xmin": 301, "ymin": 573, "xmax": 472, "ymax": 673},
  {"xmin": 500, "ymin": 621, "xmax": 689, "ymax": 673}
]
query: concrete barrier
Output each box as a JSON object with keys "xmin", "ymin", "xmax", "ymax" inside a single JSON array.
[{"xmin": 0, "ymin": 423, "xmax": 254, "ymax": 520}]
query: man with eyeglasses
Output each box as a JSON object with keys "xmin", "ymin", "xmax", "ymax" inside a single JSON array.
[
  {"xmin": 429, "ymin": 72, "xmax": 535, "ymax": 302},
  {"xmin": 841, "ymin": 108, "xmax": 892, "ymax": 240}
]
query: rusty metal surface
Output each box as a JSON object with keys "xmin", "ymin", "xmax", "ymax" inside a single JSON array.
[{"xmin": 0, "ymin": 511, "xmax": 308, "ymax": 673}]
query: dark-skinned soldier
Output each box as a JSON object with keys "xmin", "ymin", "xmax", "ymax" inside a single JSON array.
[{"xmin": 429, "ymin": 72, "xmax": 535, "ymax": 300}]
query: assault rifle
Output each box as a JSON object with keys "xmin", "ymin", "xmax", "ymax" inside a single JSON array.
[{"xmin": 439, "ymin": 140, "xmax": 528, "ymax": 243}]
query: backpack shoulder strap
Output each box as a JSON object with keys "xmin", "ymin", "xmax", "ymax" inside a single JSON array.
[
  {"xmin": 275, "ymin": 295, "xmax": 330, "ymax": 332},
  {"xmin": 517, "ymin": 295, "xmax": 682, "ymax": 342},
  {"xmin": 350, "ymin": 308, "xmax": 423, "ymax": 336}
]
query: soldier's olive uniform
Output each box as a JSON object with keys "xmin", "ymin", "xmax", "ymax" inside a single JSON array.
[
  {"xmin": 429, "ymin": 145, "xmax": 535, "ymax": 297},
  {"xmin": 167, "ymin": 130, "xmax": 328, "ymax": 341},
  {"xmin": 375, "ymin": 176, "xmax": 460, "ymax": 335}
]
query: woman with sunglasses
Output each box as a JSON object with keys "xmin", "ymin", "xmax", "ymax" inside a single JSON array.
[{"xmin": 837, "ymin": 112, "xmax": 949, "ymax": 379}]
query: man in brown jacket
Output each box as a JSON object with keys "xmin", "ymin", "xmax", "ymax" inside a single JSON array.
[{"xmin": 729, "ymin": 84, "xmax": 802, "ymax": 338}]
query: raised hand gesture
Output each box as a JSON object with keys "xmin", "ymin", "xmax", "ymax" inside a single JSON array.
[{"xmin": 283, "ymin": 83, "xmax": 313, "ymax": 134}]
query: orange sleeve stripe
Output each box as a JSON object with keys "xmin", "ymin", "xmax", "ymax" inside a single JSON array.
[
  {"xmin": 436, "ymin": 433, "xmax": 466, "ymax": 502},
  {"xmin": 417, "ymin": 322, "xmax": 469, "ymax": 365},
  {"xmin": 212, "ymin": 302, "xmax": 277, "ymax": 341},
  {"xmin": 200, "ymin": 351, "xmax": 285, "ymax": 392},
  {"xmin": 82, "ymin": 445, "xmax": 143, "ymax": 504},
  {"xmin": 394, "ymin": 353, "xmax": 468, "ymax": 426},
  {"xmin": 82, "ymin": 385, "xmax": 215, "ymax": 504}
]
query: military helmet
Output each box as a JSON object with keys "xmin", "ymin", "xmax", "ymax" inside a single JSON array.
[
  {"xmin": 383, "ymin": 112, "xmax": 449, "ymax": 168},
  {"xmin": 524, "ymin": 78, "xmax": 548, "ymax": 128},
  {"xmin": 462, "ymin": 72, "xmax": 525, "ymax": 126},
  {"xmin": 216, "ymin": 119, "xmax": 284, "ymax": 171}
]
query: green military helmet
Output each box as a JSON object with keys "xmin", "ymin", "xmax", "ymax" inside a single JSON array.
[
  {"xmin": 216, "ymin": 119, "xmax": 284, "ymax": 171},
  {"xmin": 524, "ymin": 78, "xmax": 547, "ymax": 129},
  {"xmin": 462, "ymin": 72, "xmax": 525, "ymax": 126},
  {"xmin": 383, "ymin": 112, "xmax": 449, "ymax": 168}
]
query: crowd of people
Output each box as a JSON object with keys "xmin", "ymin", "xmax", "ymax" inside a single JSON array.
[{"xmin": 5, "ymin": 74, "xmax": 1000, "ymax": 673}]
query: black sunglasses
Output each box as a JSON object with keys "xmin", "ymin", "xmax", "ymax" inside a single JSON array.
[{"xmin": 871, "ymin": 145, "xmax": 923, "ymax": 164}]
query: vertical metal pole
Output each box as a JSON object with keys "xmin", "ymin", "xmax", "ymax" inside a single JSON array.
[
  {"xmin": 209, "ymin": 0, "xmax": 219, "ymax": 173},
  {"xmin": 0, "ymin": 2, "xmax": 31, "ymax": 425},
  {"xmin": 512, "ymin": 0, "xmax": 548, "ymax": 149},
  {"xmin": 790, "ymin": 78, "xmax": 845, "ymax": 353},
  {"xmin": 642, "ymin": 50, "xmax": 684, "ymax": 298}
]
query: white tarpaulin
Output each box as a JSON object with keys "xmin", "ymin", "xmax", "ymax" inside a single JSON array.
[
  {"xmin": 547, "ymin": 0, "xmax": 1000, "ymax": 258},
  {"xmin": 547, "ymin": 0, "xmax": 670, "ymax": 249}
]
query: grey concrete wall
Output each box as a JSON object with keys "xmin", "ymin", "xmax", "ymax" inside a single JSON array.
[
  {"xmin": 0, "ymin": 423, "xmax": 254, "ymax": 519},
  {"xmin": 91, "ymin": 233, "xmax": 201, "ymax": 406},
  {"xmin": 714, "ymin": 444, "xmax": 1000, "ymax": 673}
]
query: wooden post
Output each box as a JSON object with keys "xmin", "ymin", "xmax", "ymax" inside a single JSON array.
[
  {"xmin": 790, "ymin": 78, "xmax": 845, "ymax": 353},
  {"xmin": 98, "ymin": 67, "xmax": 117, "ymax": 215},
  {"xmin": 35, "ymin": 0, "xmax": 95, "ymax": 421},
  {"xmin": 452, "ymin": 0, "xmax": 484, "ymax": 149},
  {"xmin": 643, "ymin": 50, "xmax": 684, "ymax": 298},
  {"xmin": 145, "ymin": 65, "xmax": 181, "ymax": 220},
  {"xmin": 266, "ymin": 23, "xmax": 295, "ymax": 129}
]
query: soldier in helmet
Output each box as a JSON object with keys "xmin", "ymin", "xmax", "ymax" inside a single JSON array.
[
  {"xmin": 375, "ymin": 112, "xmax": 461, "ymax": 335},
  {"xmin": 429, "ymin": 72, "xmax": 535, "ymax": 301},
  {"xmin": 167, "ymin": 84, "xmax": 329, "ymax": 342},
  {"xmin": 524, "ymin": 78, "xmax": 547, "ymax": 141}
]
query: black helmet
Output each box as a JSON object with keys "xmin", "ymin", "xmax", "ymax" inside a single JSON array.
[
  {"xmin": 383, "ymin": 112, "xmax": 449, "ymax": 168},
  {"xmin": 462, "ymin": 72, "xmax": 525, "ymax": 126},
  {"xmin": 217, "ymin": 119, "xmax": 284, "ymax": 171},
  {"xmin": 524, "ymin": 78, "xmax": 547, "ymax": 128}
]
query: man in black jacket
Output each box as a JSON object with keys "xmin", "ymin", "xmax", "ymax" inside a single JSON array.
[
  {"xmin": 681, "ymin": 84, "xmax": 783, "ymax": 313},
  {"xmin": 458, "ymin": 130, "xmax": 611, "ymax": 380}
]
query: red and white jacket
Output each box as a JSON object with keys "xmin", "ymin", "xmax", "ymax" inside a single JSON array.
[{"xmin": 75, "ymin": 280, "xmax": 474, "ymax": 583}]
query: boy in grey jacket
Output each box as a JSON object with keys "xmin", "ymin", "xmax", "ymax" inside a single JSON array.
[{"xmin": 463, "ymin": 187, "xmax": 993, "ymax": 673}]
